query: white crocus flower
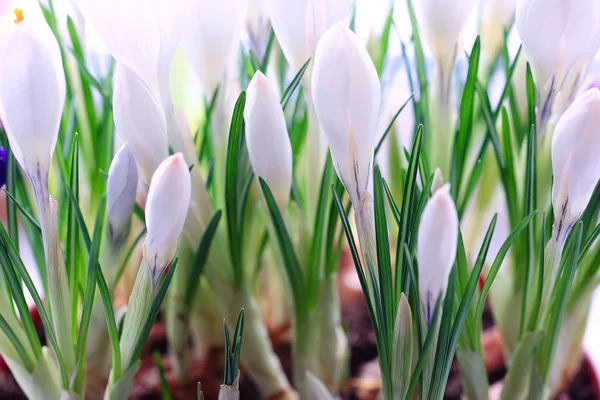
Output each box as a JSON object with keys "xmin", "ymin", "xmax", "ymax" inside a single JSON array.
[
  {"xmin": 418, "ymin": 0, "xmax": 475, "ymax": 76},
  {"xmin": 0, "ymin": 5, "xmax": 76, "ymax": 377},
  {"xmin": 113, "ymin": 64, "xmax": 169, "ymax": 183},
  {"xmin": 78, "ymin": 0, "xmax": 188, "ymax": 98},
  {"xmin": 312, "ymin": 23, "xmax": 380, "ymax": 206},
  {"xmin": 143, "ymin": 153, "xmax": 192, "ymax": 285},
  {"xmin": 245, "ymin": 71, "xmax": 293, "ymax": 208},
  {"xmin": 182, "ymin": 0, "xmax": 245, "ymax": 99},
  {"xmin": 516, "ymin": 0, "xmax": 600, "ymax": 130},
  {"xmin": 480, "ymin": 0, "xmax": 517, "ymax": 61},
  {"xmin": 312, "ymin": 22, "xmax": 380, "ymax": 279},
  {"xmin": 107, "ymin": 144, "xmax": 139, "ymax": 243},
  {"xmin": 551, "ymin": 88, "xmax": 600, "ymax": 244},
  {"xmin": 0, "ymin": 6, "xmax": 64, "ymax": 177},
  {"xmin": 417, "ymin": 185, "xmax": 459, "ymax": 325},
  {"xmin": 267, "ymin": 0, "xmax": 352, "ymax": 79}
]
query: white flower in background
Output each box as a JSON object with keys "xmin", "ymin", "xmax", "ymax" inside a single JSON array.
[
  {"xmin": 312, "ymin": 23, "xmax": 381, "ymax": 205},
  {"xmin": 417, "ymin": 0, "xmax": 476, "ymax": 73},
  {"xmin": 245, "ymin": 71, "xmax": 293, "ymax": 208},
  {"xmin": 107, "ymin": 144, "xmax": 139, "ymax": 243},
  {"xmin": 516, "ymin": 0, "xmax": 600, "ymax": 128},
  {"xmin": 143, "ymin": 153, "xmax": 191, "ymax": 285},
  {"xmin": 245, "ymin": 0, "xmax": 270, "ymax": 59},
  {"xmin": 78, "ymin": 0, "xmax": 190, "ymax": 101},
  {"xmin": 551, "ymin": 88, "xmax": 600, "ymax": 243},
  {"xmin": 0, "ymin": 5, "xmax": 65, "ymax": 176},
  {"xmin": 267, "ymin": 0, "xmax": 353, "ymax": 79},
  {"xmin": 113, "ymin": 63, "xmax": 169, "ymax": 183},
  {"xmin": 417, "ymin": 185, "xmax": 459, "ymax": 324},
  {"xmin": 480, "ymin": 0, "xmax": 517, "ymax": 58},
  {"xmin": 182, "ymin": 0, "xmax": 245, "ymax": 98}
]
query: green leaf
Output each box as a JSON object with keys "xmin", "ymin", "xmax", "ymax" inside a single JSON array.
[
  {"xmin": 225, "ymin": 92, "xmax": 247, "ymax": 286},
  {"xmin": 373, "ymin": 165, "xmax": 394, "ymax": 342},
  {"xmin": 63, "ymin": 176, "xmax": 121, "ymax": 377},
  {"xmin": 374, "ymin": 94, "xmax": 414, "ymax": 156},
  {"xmin": 392, "ymin": 294, "xmax": 412, "ymax": 400},
  {"xmin": 183, "ymin": 211, "xmax": 222, "ymax": 313},
  {"xmin": 281, "ymin": 58, "xmax": 310, "ymax": 110},
  {"xmin": 404, "ymin": 296, "xmax": 442, "ymax": 400},
  {"xmin": 406, "ymin": 0, "xmax": 429, "ymax": 127},
  {"xmin": 154, "ymin": 352, "xmax": 172, "ymax": 400},
  {"xmin": 376, "ymin": 4, "xmax": 395, "ymax": 76},
  {"xmin": 130, "ymin": 258, "xmax": 178, "ymax": 366},
  {"xmin": 259, "ymin": 178, "xmax": 307, "ymax": 322},
  {"xmin": 451, "ymin": 37, "xmax": 481, "ymax": 198},
  {"xmin": 261, "ymin": 30, "xmax": 276, "ymax": 72},
  {"xmin": 74, "ymin": 197, "xmax": 106, "ymax": 365},
  {"xmin": 5, "ymin": 148, "xmax": 18, "ymax": 248},
  {"xmin": 74, "ymin": 197, "xmax": 106, "ymax": 392},
  {"xmin": 395, "ymin": 126, "xmax": 423, "ymax": 305},
  {"xmin": 0, "ymin": 224, "xmax": 68, "ymax": 387},
  {"xmin": 500, "ymin": 331, "xmax": 544, "ymax": 400},
  {"xmin": 520, "ymin": 124, "xmax": 537, "ymax": 338},
  {"xmin": 0, "ymin": 311, "xmax": 34, "ymax": 371},
  {"xmin": 539, "ymin": 223, "xmax": 583, "ymax": 380},
  {"xmin": 475, "ymin": 213, "xmax": 535, "ymax": 338},
  {"xmin": 3, "ymin": 189, "xmax": 41, "ymax": 234},
  {"xmin": 307, "ymin": 157, "xmax": 334, "ymax": 303},
  {"xmin": 457, "ymin": 349, "xmax": 489, "ymax": 400}
]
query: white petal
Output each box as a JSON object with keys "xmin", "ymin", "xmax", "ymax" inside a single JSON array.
[
  {"xmin": 181, "ymin": 0, "xmax": 245, "ymax": 97},
  {"xmin": 144, "ymin": 153, "xmax": 191, "ymax": 271},
  {"xmin": 113, "ymin": 63, "xmax": 169, "ymax": 183},
  {"xmin": 417, "ymin": 185, "xmax": 459, "ymax": 310},
  {"xmin": 107, "ymin": 144, "xmax": 138, "ymax": 242},
  {"xmin": 312, "ymin": 23, "xmax": 380, "ymax": 201},
  {"xmin": 244, "ymin": 71, "xmax": 293, "ymax": 207},
  {"xmin": 418, "ymin": 0, "xmax": 475, "ymax": 66},
  {"xmin": 0, "ymin": 22, "xmax": 64, "ymax": 173},
  {"xmin": 552, "ymin": 88, "xmax": 600, "ymax": 226},
  {"xmin": 268, "ymin": 0, "xmax": 351, "ymax": 74},
  {"xmin": 78, "ymin": 0, "xmax": 161, "ymax": 90},
  {"xmin": 516, "ymin": 0, "xmax": 569, "ymax": 90}
]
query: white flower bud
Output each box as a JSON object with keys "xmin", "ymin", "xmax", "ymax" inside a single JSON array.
[
  {"xmin": 267, "ymin": 0, "xmax": 352, "ymax": 76},
  {"xmin": 0, "ymin": 6, "xmax": 65, "ymax": 176},
  {"xmin": 245, "ymin": 71, "xmax": 293, "ymax": 207},
  {"xmin": 181, "ymin": 0, "xmax": 245, "ymax": 97},
  {"xmin": 480, "ymin": 0, "xmax": 517, "ymax": 58},
  {"xmin": 417, "ymin": 184, "xmax": 458, "ymax": 324},
  {"xmin": 551, "ymin": 88, "xmax": 600, "ymax": 243},
  {"xmin": 516, "ymin": 0, "xmax": 600, "ymax": 124},
  {"xmin": 312, "ymin": 23, "xmax": 381, "ymax": 204},
  {"xmin": 417, "ymin": 0, "xmax": 475, "ymax": 71},
  {"xmin": 143, "ymin": 153, "xmax": 191, "ymax": 283},
  {"xmin": 107, "ymin": 144, "xmax": 139, "ymax": 243},
  {"xmin": 113, "ymin": 63, "xmax": 169, "ymax": 183},
  {"xmin": 78, "ymin": 0, "xmax": 190, "ymax": 94}
]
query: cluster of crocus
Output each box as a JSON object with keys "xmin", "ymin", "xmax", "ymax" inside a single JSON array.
[{"xmin": 1, "ymin": 0, "xmax": 600, "ymax": 400}]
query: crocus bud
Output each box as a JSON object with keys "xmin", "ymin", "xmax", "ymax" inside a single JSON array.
[
  {"xmin": 181, "ymin": 0, "xmax": 245, "ymax": 98},
  {"xmin": 143, "ymin": 153, "xmax": 191, "ymax": 285},
  {"xmin": 551, "ymin": 88, "xmax": 600, "ymax": 244},
  {"xmin": 0, "ymin": 6, "xmax": 65, "ymax": 176},
  {"xmin": 113, "ymin": 63, "xmax": 169, "ymax": 183},
  {"xmin": 245, "ymin": 71, "xmax": 293, "ymax": 207},
  {"xmin": 417, "ymin": 184, "xmax": 459, "ymax": 324},
  {"xmin": 417, "ymin": 0, "xmax": 475, "ymax": 72},
  {"xmin": 312, "ymin": 23, "xmax": 381, "ymax": 205},
  {"xmin": 267, "ymin": 0, "xmax": 352, "ymax": 78},
  {"xmin": 516, "ymin": 0, "xmax": 600, "ymax": 126},
  {"xmin": 107, "ymin": 144, "xmax": 139, "ymax": 243}
]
